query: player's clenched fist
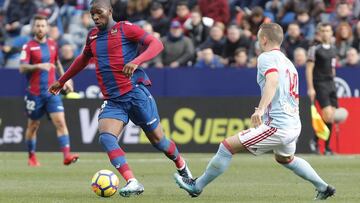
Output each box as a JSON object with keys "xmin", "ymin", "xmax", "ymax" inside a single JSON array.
[
  {"xmin": 122, "ymin": 63, "xmax": 138, "ymax": 78},
  {"xmin": 48, "ymin": 81, "xmax": 63, "ymax": 95},
  {"xmin": 251, "ymin": 107, "xmax": 264, "ymax": 128}
]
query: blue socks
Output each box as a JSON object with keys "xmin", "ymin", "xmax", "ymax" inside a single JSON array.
[
  {"xmin": 196, "ymin": 143, "xmax": 233, "ymax": 190},
  {"xmin": 153, "ymin": 136, "xmax": 185, "ymax": 169},
  {"xmin": 99, "ymin": 133, "xmax": 135, "ymax": 181},
  {"xmin": 281, "ymin": 156, "xmax": 328, "ymax": 192},
  {"xmin": 26, "ymin": 139, "xmax": 36, "ymax": 154},
  {"xmin": 58, "ymin": 135, "xmax": 70, "ymax": 158}
]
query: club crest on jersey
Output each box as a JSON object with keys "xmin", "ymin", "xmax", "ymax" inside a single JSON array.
[
  {"xmin": 89, "ymin": 35, "xmax": 97, "ymax": 40},
  {"xmin": 111, "ymin": 28, "xmax": 118, "ymax": 34}
]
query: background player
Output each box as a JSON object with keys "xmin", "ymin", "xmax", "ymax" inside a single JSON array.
[
  {"xmin": 306, "ymin": 23, "xmax": 338, "ymax": 155},
  {"xmin": 19, "ymin": 15, "xmax": 79, "ymax": 166},
  {"xmin": 174, "ymin": 23, "xmax": 335, "ymax": 200},
  {"xmin": 49, "ymin": 0, "xmax": 192, "ymax": 197}
]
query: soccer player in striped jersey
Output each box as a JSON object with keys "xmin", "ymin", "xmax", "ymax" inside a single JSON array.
[
  {"xmin": 20, "ymin": 15, "xmax": 79, "ymax": 167},
  {"xmin": 49, "ymin": 0, "xmax": 192, "ymax": 197},
  {"xmin": 174, "ymin": 23, "xmax": 335, "ymax": 200}
]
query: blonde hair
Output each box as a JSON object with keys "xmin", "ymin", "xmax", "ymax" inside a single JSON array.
[{"xmin": 258, "ymin": 23, "xmax": 284, "ymax": 45}]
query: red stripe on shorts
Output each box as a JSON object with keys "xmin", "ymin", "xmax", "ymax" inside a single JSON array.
[{"xmin": 243, "ymin": 127, "xmax": 277, "ymax": 148}]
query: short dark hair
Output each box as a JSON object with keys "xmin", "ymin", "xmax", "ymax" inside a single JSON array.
[
  {"xmin": 33, "ymin": 15, "xmax": 48, "ymax": 22},
  {"xmin": 235, "ymin": 48, "xmax": 247, "ymax": 56},
  {"xmin": 316, "ymin": 22, "xmax": 332, "ymax": 32},
  {"xmin": 90, "ymin": 0, "xmax": 111, "ymax": 8},
  {"xmin": 258, "ymin": 23, "xmax": 284, "ymax": 45},
  {"xmin": 177, "ymin": 1, "xmax": 189, "ymax": 8}
]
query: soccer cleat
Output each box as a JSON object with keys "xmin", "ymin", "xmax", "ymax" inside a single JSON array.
[
  {"xmin": 174, "ymin": 173, "xmax": 202, "ymax": 198},
  {"xmin": 177, "ymin": 163, "xmax": 193, "ymax": 179},
  {"xmin": 28, "ymin": 154, "xmax": 41, "ymax": 167},
  {"xmin": 63, "ymin": 154, "xmax": 79, "ymax": 165},
  {"xmin": 119, "ymin": 179, "xmax": 144, "ymax": 197},
  {"xmin": 324, "ymin": 148, "xmax": 334, "ymax": 156},
  {"xmin": 315, "ymin": 185, "xmax": 336, "ymax": 200}
]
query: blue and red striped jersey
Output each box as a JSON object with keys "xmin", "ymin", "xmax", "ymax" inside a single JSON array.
[
  {"xmin": 21, "ymin": 39, "xmax": 58, "ymax": 96},
  {"xmin": 83, "ymin": 21, "xmax": 152, "ymax": 99}
]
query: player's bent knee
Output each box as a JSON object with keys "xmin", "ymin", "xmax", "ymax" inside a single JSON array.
[
  {"xmin": 98, "ymin": 133, "xmax": 116, "ymax": 146},
  {"xmin": 275, "ymin": 154, "xmax": 294, "ymax": 164},
  {"xmin": 28, "ymin": 120, "xmax": 40, "ymax": 132}
]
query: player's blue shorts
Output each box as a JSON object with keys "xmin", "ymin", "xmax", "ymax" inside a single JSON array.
[
  {"xmin": 24, "ymin": 93, "xmax": 64, "ymax": 120},
  {"xmin": 99, "ymin": 84, "xmax": 160, "ymax": 133}
]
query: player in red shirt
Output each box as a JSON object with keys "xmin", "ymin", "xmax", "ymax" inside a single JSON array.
[
  {"xmin": 49, "ymin": 0, "xmax": 192, "ymax": 197},
  {"xmin": 20, "ymin": 15, "xmax": 79, "ymax": 166}
]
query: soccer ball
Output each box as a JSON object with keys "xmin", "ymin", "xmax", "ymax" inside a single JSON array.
[{"xmin": 91, "ymin": 169, "xmax": 119, "ymax": 197}]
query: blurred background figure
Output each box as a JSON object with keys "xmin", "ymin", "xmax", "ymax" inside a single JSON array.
[
  {"xmin": 5, "ymin": 0, "xmax": 37, "ymax": 37},
  {"xmin": 147, "ymin": 1, "xmax": 169, "ymax": 36},
  {"xmin": 222, "ymin": 24, "xmax": 251, "ymax": 65},
  {"xmin": 293, "ymin": 47, "xmax": 307, "ymax": 68},
  {"xmin": 198, "ymin": 24, "xmax": 226, "ymax": 56},
  {"xmin": 335, "ymin": 22, "xmax": 353, "ymax": 65},
  {"xmin": 194, "ymin": 48, "xmax": 224, "ymax": 69},
  {"xmin": 345, "ymin": 48, "xmax": 360, "ymax": 67},
  {"xmin": 231, "ymin": 48, "xmax": 249, "ymax": 68},
  {"xmin": 184, "ymin": 10, "xmax": 212, "ymax": 47},
  {"xmin": 156, "ymin": 20, "xmax": 194, "ymax": 68},
  {"xmin": 283, "ymin": 23, "xmax": 309, "ymax": 61},
  {"xmin": 59, "ymin": 43, "xmax": 75, "ymax": 70}
]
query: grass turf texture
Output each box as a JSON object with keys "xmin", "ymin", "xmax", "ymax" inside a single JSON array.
[{"xmin": 0, "ymin": 152, "xmax": 359, "ymax": 203}]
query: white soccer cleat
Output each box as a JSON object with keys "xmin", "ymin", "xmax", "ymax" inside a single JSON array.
[{"xmin": 119, "ymin": 179, "xmax": 144, "ymax": 197}]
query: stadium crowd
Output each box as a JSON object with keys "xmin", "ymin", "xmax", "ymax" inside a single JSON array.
[{"xmin": 1, "ymin": 0, "xmax": 360, "ymax": 69}]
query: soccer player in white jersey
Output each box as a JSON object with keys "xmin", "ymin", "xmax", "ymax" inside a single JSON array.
[{"xmin": 174, "ymin": 23, "xmax": 335, "ymax": 200}]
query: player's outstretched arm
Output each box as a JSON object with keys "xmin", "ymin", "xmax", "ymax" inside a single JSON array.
[
  {"xmin": 251, "ymin": 72, "xmax": 279, "ymax": 127},
  {"xmin": 48, "ymin": 53, "xmax": 90, "ymax": 95}
]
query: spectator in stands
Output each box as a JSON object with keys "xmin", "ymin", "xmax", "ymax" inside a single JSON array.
[
  {"xmin": 142, "ymin": 22, "xmax": 160, "ymax": 39},
  {"xmin": 184, "ymin": 11, "xmax": 212, "ymax": 47},
  {"xmin": 155, "ymin": 20, "xmax": 194, "ymax": 68},
  {"xmin": 293, "ymin": 47, "xmax": 307, "ymax": 68},
  {"xmin": 5, "ymin": 0, "xmax": 37, "ymax": 36},
  {"xmin": 172, "ymin": 1, "xmax": 191, "ymax": 29},
  {"xmin": 2, "ymin": 27, "xmax": 31, "ymax": 68},
  {"xmin": 231, "ymin": 48, "xmax": 249, "ymax": 68},
  {"xmin": 265, "ymin": 0, "xmax": 283, "ymax": 20},
  {"xmin": 198, "ymin": 0, "xmax": 230, "ymax": 25},
  {"xmin": 147, "ymin": 2, "xmax": 169, "ymax": 37},
  {"xmin": 352, "ymin": 21, "xmax": 360, "ymax": 51},
  {"xmin": 198, "ymin": 24, "xmax": 226, "ymax": 56},
  {"xmin": 222, "ymin": 24, "xmax": 251, "ymax": 65},
  {"xmin": 282, "ymin": 23, "xmax": 309, "ymax": 61},
  {"xmin": 125, "ymin": 0, "xmax": 151, "ymax": 23},
  {"xmin": 37, "ymin": 0, "xmax": 61, "ymax": 27},
  {"xmin": 329, "ymin": 2, "xmax": 356, "ymax": 29},
  {"xmin": 67, "ymin": 11, "xmax": 93, "ymax": 54},
  {"xmin": 335, "ymin": 22, "xmax": 353, "ymax": 64},
  {"xmin": 344, "ymin": 47, "xmax": 360, "ymax": 67},
  {"xmin": 241, "ymin": 6, "xmax": 271, "ymax": 39},
  {"xmin": 194, "ymin": 48, "xmax": 224, "ymax": 69},
  {"xmin": 111, "ymin": 0, "xmax": 127, "ymax": 21},
  {"xmin": 296, "ymin": 8, "xmax": 316, "ymax": 41},
  {"xmin": 59, "ymin": 44, "xmax": 75, "ymax": 70},
  {"xmin": 48, "ymin": 25, "xmax": 72, "ymax": 48}
]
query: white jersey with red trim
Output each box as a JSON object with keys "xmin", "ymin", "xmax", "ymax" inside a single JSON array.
[{"xmin": 257, "ymin": 49, "xmax": 300, "ymax": 129}]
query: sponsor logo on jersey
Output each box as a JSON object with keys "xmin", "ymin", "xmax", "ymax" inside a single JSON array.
[
  {"xmin": 89, "ymin": 35, "xmax": 97, "ymax": 40},
  {"xmin": 30, "ymin": 47, "xmax": 40, "ymax": 51}
]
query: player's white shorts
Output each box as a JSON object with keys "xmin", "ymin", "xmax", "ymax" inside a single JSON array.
[{"xmin": 237, "ymin": 124, "xmax": 301, "ymax": 156}]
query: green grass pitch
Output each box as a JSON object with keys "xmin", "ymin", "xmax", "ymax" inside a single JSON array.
[{"xmin": 0, "ymin": 152, "xmax": 359, "ymax": 203}]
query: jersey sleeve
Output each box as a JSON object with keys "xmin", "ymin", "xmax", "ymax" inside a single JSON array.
[
  {"xmin": 82, "ymin": 32, "xmax": 93, "ymax": 57},
  {"xmin": 257, "ymin": 54, "xmax": 278, "ymax": 77},
  {"xmin": 121, "ymin": 21, "xmax": 147, "ymax": 44},
  {"xmin": 20, "ymin": 44, "xmax": 31, "ymax": 64},
  {"xmin": 307, "ymin": 45, "xmax": 316, "ymax": 62}
]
